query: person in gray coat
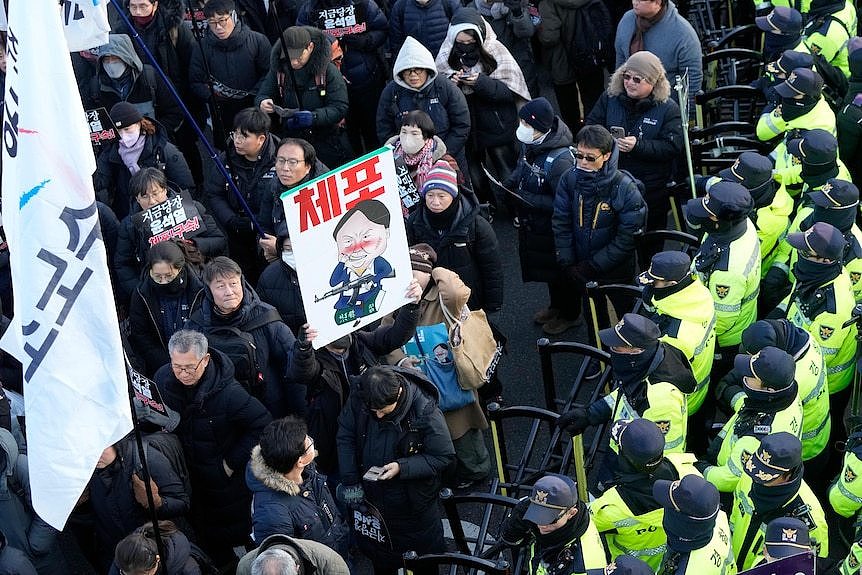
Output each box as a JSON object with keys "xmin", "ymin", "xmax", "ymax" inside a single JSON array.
[{"xmin": 237, "ymin": 533, "xmax": 349, "ymax": 575}]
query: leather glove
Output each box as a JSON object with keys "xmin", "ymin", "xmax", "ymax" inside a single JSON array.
[
  {"xmin": 230, "ymin": 215, "xmax": 252, "ymax": 235},
  {"xmin": 556, "ymin": 407, "xmax": 591, "ymax": 435},
  {"xmin": 693, "ymin": 460, "xmax": 711, "ymax": 474},
  {"xmin": 286, "ymin": 111, "xmax": 313, "ymax": 130},
  {"xmin": 132, "ymin": 473, "xmax": 163, "ymax": 509},
  {"xmin": 336, "ymin": 483, "xmax": 365, "ymax": 505}
]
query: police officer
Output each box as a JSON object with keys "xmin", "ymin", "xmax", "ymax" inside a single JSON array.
[
  {"xmin": 755, "ymin": 7, "xmax": 810, "ymax": 62},
  {"xmin": 755, "ymin": 50, "xmax": 815, "ymax": 109},
  {"xmin": 730, "ymin": 432, "xmax": 828, "ymax": 570},
  {"xmin": 713, "ymin": 153, "xmax": 791, "ymax": 277},
  {"xmin": 779, "ymin": 221, "xmax": 857, "ymax": 395},
  {"xmin": 758, "ymin": 517, "xmax": 812, "ymax": 564},
  {"xmin": 702, "ymin": 347, "xmax": 803, "ymax": 492},
  {"xmin": 740, "ymin": 320, "xmax": 830, "ymax": 464},
  {"xmin": 802, "ymin": 0, "xmax": 854, "ymax": 79},
  {"xmin": 757, "ymin": 68, "xmax": 836, "ymax": 198},
  {"xmin": 783, "ymin": 129, "xmax": 853, "ymax": 198},
  {"xmin": 652, "ymin": 475, "xmax": 735, "ymax": 575},
  {"xmin": 496, "ymin": 474, "xmax": 608, "ymax": 575},
  {"xmin": 686, "ymin": 181, "xmax": 760, "ymax": 379},
  {"xmin": 590, "ymin": 418, "xmax": 701, "ymax": 570},
  {"xmin": 639, "ymin": 252, "xmax": 716, "ymax": 415},
  {"xmin": 828, "ymin": 430, "xmax": 862, "ymax": 525},
  {"xmin": 557, "ymin": 314, "xmax": 696, "ymax": 455}
]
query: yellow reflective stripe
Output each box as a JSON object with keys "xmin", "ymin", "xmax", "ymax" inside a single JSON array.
[
  {"xmin": 694, "ymin": 373, "xmax": 710, "ymax": 393},
  {"xmin": 838, "ymin": 481, "xmax": 862, "ymax": 504},
  {"xmin": 727, "ymin": 455, "xmax": 742, "ymax": 476},
  {"xmin": 802, "ymin": 369, "xmax": 827, "ymax": 404},
  {"xmin": 694, "ymin": 316, "xmax": 717, "ymax": 356},
  {"xmin": 763, "ymin": 113, "xmax": 783, "ymax": 136},
  {"xmin": 613, "ymin": 518, "xmax": 639, "ymax": 528},
  {"xmin": 615, "ymin": 541, "xmax": 668, "ymax": 557},
  {"xmin": 715, "ymin": 302, "xmax": 742, "ymax": 312},
  {"xmin": 829, "ymin": 359, "xmax": 854, "ymax": 375},
  {"xmin": 801, "ymin": 413, "xmax": 830, "ymax": 440},
  {"xmin": 665, "ymin": 435, "xmax": 684, "ymax": 450}
]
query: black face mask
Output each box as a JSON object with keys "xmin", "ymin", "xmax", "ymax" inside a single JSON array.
[
  {"xmin": 801, "ymin": 160, "xmax": 839, "ymax": 189},
  {"xmin": 150, "ymin": 268, "xmax": 186, "ymax": 297},
  {"xmin": 781, "ymin": 95, "xmax": 819, "ymax": 120},
  {"xmin": 749, "ymin": 181, "xmax": 777, "ymax": 209},
  {"xmin": 806, "ymin": 205, "xmax": 856, "ymax": 232},
  {"xmin": 749, "ymin": 469, "xmax": 803, "ymax": 514},
  {"xmin": 610, "ymin": 343, "xmax": 660, "ymax": 387},
  {"xmin": 793, "ymin": 257, "xmax": 842, "ymax": 288},
  {"xmin": 764, "ymin": 32, "xmax": 801, "ymax": 61},
  {"xmin": 453, "ymin": 42, "xmax": 481, "ymax": 68}
]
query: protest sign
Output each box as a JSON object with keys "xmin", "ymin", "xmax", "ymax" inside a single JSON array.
[
  {"xmin": 314, "ymin": 3, "xmax": 368, "ymax": 37},
  {"xmin": 86, "ymin": 107, "xmax": 117, "ymax": 151},
  {"xmin": 738, "ymin": 552, "xmax": 815, "ymax": 575},
  {"xmin": 132, "ymin": 193, "xmax": 203, "ymax": 247},
  {"xmin": 130, "ymin": 368, "xmax": 170, "ymax": 418},
  {"xmin": 281, "ymin": 147, "xmax": 412, "ymax": 348}
]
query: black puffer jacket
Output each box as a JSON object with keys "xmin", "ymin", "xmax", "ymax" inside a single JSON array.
[
  {"xmin": 114, "ymin": 194, "xmax": 227, "ymax": 303},
  {"xmin": 128, "ymin": 268, "xmax": 206, "ymax": 377},
  {"xmin": 189, "ymin": 21, "xmax": 272, "ymax": 104},
  {"xmin": 155, "ymin": 349, "xmax": 272, "ymax": 547},
  {"xmin": 0, "ymin": 531, "xmax": 36, "ymax": 575},
  {"xmin": 257, "ymin": 158, "xmax": 330, "ymax": 244},
  {"xmin": 204, "ymin": 133, "xmax": 280, "ymax": 234},
  {"xmin": 94, "ymin": 120, "xmax": 195, "ymax": 220},
  {"xmin": 255, "ymin": 260, "xmax": 307, "ymax": 334},
  {"xmin": 505, "ymin": 118, "xmax": 574, "ymax": 283},
  {"xmin": 186, "ymin": 280, "xmax": 316, "ymax": 418},
  {"xmin": 336, "ymin": 368, "xmax": 455, "ymax": 569},
  {"xmin": 236, "ymin": 0, "xmax": 298, "ymax": 44},
  {"xmin": 552, "ymin": 144, "xmax": 646, "ymax": 281},
  {"xmin": 407, "ymin": 194, "xmax": 503, "ymax": 311}
]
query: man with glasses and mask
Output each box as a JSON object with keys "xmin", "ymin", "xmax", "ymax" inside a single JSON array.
[
  {"xmin": 155, "ymin": 329, "xmax": 272, "ymax": 567},
  {"xmin": 336, "ymin": 365, "xmax": 454, "ymax": 575},
  {"xmin": 204, "ymin": 107, "xmax": 280, "ymax": 283},
  {"xmin": 189, "ymin": 0, "xmax": 272, "ymax": 148},
  {"xmin": 246, "ymin": 416, "xmax": 348, "ymax": 559},
  {"xmin": 552, "ymin": 125, "xmax": 646, "ymax": 335}
]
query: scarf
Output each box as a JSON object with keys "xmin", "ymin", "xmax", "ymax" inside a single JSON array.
[
  {"xmin": 792, "ymin": 258, "xmax": 842, "ymax": 293},
  {"xmin": 801, "ymin": 159, "xmax": 840, "ymax": 189},
  {"xmin": 425, "ymin": 199, "xmax": 460, "ymax": 231},
  {"xmin": 749, "ymin": 180, "xmax": 777, "ymax": 209},
  {"xmin": 629, "ymin": 3, "xmax": 667, "ymax": 55},
  {"xmin": 612, "ymin": 343, "xmax": 661, "ymax": 389},
  {"xmin": 531, "ymin": 501, "xmax": 590, "ymax": 564},
  {"xmin": 736, "ymin": 380, "xmax": 798, "ymax": 421},
  {"xmin": 615, "ymin": 458, "xmax": 678, "ymax": 515},
  {"xmin": 643, "ymin": 274, "xmax": 695, "ymax": 307},
  {"xmin": 119, "ymin": 132, "xmax": 147, "ymax": 175},
  {"xmin": 764, "ymin": 33, "xmax": 802, "ymax": 62},
  {"xmin": 397, "ymin": 137, "xmax": 436, "ymax": 188},
  {"xmin": 781, "ymin": 95, "xmax": 819, "ymax": 121},
  {"xmin": 803, "ymin": 205, "xmax": 856, "ymax": 234},
  {"xmin": 664, "ymin": 506, "xmax": 717, "ymax": 552},
  {"xmin": 750, "ymin": 469, "xmax": 804, "ymax": 515}
]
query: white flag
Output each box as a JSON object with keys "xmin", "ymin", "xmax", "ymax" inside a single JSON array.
[
  {"xmin": 62, "ymin": 0, "xmax": 112, "ymax": 52},
  {"xmin": 0, "ymin": 0, "xmax": 132, "ymax": 529}
]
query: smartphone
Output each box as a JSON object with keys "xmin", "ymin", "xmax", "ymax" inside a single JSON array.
[
  {"xmin": 363, "ymin": 466, "xmax": 386, "ymax": 481},
  {"xmin": 610, "ymin": 126, "xmax": 626, "ymax": 139}
]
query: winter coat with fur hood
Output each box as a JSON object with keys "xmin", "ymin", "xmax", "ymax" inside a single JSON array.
[{"xmin": 246, "ymin": 451, "xmax": 349, "ymax": 558}]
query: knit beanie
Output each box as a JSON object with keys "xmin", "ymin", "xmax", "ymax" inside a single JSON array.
[
  {"xmin": 421, "ymin": 162, "xmax": 459, "ymax": 199},
  {"xmin": 110, "ymin": 101, "xmax": 143, "ymax": 129},
  {"xmin": 519, "ymin": 97, "xmax": 555, "ymax": 133},
  {"xmin": 624, "ymin": 51, "xmax": 664, "ymax": 84},
  {"xmin": 409, "ymin": 243, "xmax": 438, "ymax": 274}
]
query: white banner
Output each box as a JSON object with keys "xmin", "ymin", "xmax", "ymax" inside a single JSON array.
[
  {"xmin": 0, "ymin": 0, "xmax": 132, "ymax": 529},
  {"xmin": 62, "ymin": 0, "xmax": 112, "ymax": 52},
  {"xmin": 281, "ymin": 147, "xmax": 413, "ymax": 348}
]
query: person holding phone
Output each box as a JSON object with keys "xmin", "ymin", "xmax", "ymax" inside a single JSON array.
[{"xmin": 585, "ymin": 51, "xmax": 683, "ymax": 231}]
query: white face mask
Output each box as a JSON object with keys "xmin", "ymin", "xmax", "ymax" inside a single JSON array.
[
  {"xmin": 516, "ymin": 124, "xmax": 537, "ymax": 144},
  {"xmin": 103, "ymin": 60, "xmax": 127, "ymax": 79},
  {"xmin": 575, "ymin": 165, "xmax": 597, "ymax": 173},
  {"xmin": 400, "ymin": 133, "xmax": 426, "ymax": 155},
  {"xmin": 119, "ymin": 125, "xmax": 141, "ymax": 147},
  {"xmin": 281, "ymin": 249, "xmax": 296, "ymax": 269}
]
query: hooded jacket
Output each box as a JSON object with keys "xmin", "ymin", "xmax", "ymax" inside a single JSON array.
[
  {"xmin": 86, "ymin": 34, "xmax": 183, "ymax": 133},
  {"xmin": 614, "ymin": 1, "xmax": 703, "ymax": 97},
  {"xmin": 506, "ymin": 117, "xmax": 575, "ymax": 283},
  {"xmin": 552, "ymin": 143, "xmax": 647, "ymax": 280},
  {"xmin": 585, "ymin": 67, "xmax": 683, "ymax": 196},
  {"xmin": 188, "ymin": 20, "xmax": 273, "ymax": 104},
  {"xmin": 0, "ymin": 530, "xmax": 36, "ymax": 575},
  {"xmin": 237, "ymin": 534, "xmax": 349, "ymax": 575},
  {"xmin": 186, "ymin": 279, "xmax": 316, "ymax": 418},
  {"xmin": 246, "ymin": 451, "xmax": 349, "ymax": 557},
  {"xmin": 128, "ymin": 268, "xmax": 206, "ymax": 377},
  {"xmin": 94, "ymin": 118, "xmax": 196, "ymax": 221},
  {"xmin": 155, "ymin": 349, "xmax": 272, "ymax": 546},
  {"xmin": 377, "ymin": 36, "xmax": 471, "ymax": 158},
  {"xmin": 407, "ymin": 192, "xmax": 504, "ymax": 311},
  {"xmin": 389, "ymin": 0, "xmax": 461, "ymax": 57},
  {"xmin": 336, "ymin": 368, "xmax": 455, "ymax": 566}
]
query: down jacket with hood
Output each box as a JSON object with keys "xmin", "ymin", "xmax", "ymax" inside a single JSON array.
[
  {"xmin": 585, "ymin": 64, "xmax": 683, "ymax": 201},
  {"xmin": 94, "ymin": 118, "xmax": 195, "ymax": 221},
  {"xmin": 255, "ymin": 27, "xmax": 352, "ymax": 167},
  {"xmin": 186, "ymin": 279, "xmax": 316, "ymax": 418},
  {"xmin": 83, "ymin": 34, "xmax": 183, "ymax": 133},
  {"xmin": 155, "ymin": 349, "xmax": 273, "ymax": 548},
  {"xmin": 246, "ymin": 452, "xmax": 349, "ymax": 556},
  {"xmin": 336, "ymin": 367, "xmax": 455, "ymax": 569},
  {"xmin": 552, "ymin": 143, "xmax": 647, "ymax": 281},
  {"xmin": 0, "ymin": 429, "xmax": 65, "ymax": 575},
  {"xmin": 388, "ymin": 0, "xmax": 461, "ymax": 57},
  {"xmin": 407, "ymin": 192, "xmax": 504, "ymax": 311},
  {"xmin": 237, "ymin": 534, "xmax": 349, "ymax": 575},
  {"xmin": 376, "ymin": 36, "xmax": 471, "ymax": 160}
]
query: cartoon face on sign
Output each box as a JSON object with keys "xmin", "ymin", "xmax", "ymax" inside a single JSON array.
[{"xmin": 320, "ymin": 199, "xmax": 394, "ymax": 325}]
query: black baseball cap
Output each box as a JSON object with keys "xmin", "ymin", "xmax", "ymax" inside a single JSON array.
[
  {"xmin": 765, "ymin": 517, "xmax": 811, "ymax": 559},
  {"xmin": 774, "ymin": 68, "xmax": 824, "ymax": 98},
  {"xmin": 744, "ymin": 432, "xmax": 803, "ymax": 484},
  {"xmin": 756, "ymin": 6, "xmax": 803, "ymax": 34},
  {"xmin": 787, "ymin": 129, "xmax": 839, "ymax": 166},
  {"xmin": 734, "ymin": 346, "xmax": 796, "ymax": 391},
  {"xmin": 599, "ymin": 313, "xmax": 661, "ymax": 349},
  {"xmin": 523, "ymin": 475, "xmax": 579, "ymax": 525},
  {"xmin": 719, "ymin": 152, "xmax": 773, "ymax": 189},
  {"xmin": 281, "ymin": 26, "xmax": 312, "ymax": 59},
  {"xmin": 787, "ymin": 221, "xmax": 847, "ymax": 260},
  {"xmin": 686, "ymin": 181, "xmax": 754, "ymax": 221},
  {"xmin": 768, "ymin": 50, "xmax": 815, "ymax": 75},
  {"xmin": 611, "ymin": 418, "xmax": 665, "ymax": 467},
  {"xmin": 653, "ymin": 474, "xmax": 720, "ymax": 519},
  {"xmin": 808, "ymin": 178, "xmax": 859, "ymax": 209},
  {"xmin": 637, "ymin": 251, "xmax": 692, "ymax": 285}
]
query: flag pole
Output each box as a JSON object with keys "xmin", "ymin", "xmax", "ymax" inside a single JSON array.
[
  {"xmin": 123, "ymin": 357, "xmax": 166, "ymax": 566},
  {"xmin": 111, "ymin": 2, "xmax": 267, "ymax": 237}
]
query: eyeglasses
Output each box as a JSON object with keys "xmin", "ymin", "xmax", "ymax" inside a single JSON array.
[
  {"xmin": 404, "ymin": 68, "xmax": 426, "ymax": 76},
  {"xmin": 149, "ymin": 269, "xmax": 179, "ymax": 284},
  {"xmin": 622, "ymin": 72, "xmax": 646, "ymax": 84},
  {"xmin": 230, "ymin": 131, "xmax": 261, "ymax": 142},
  {"xmin": 304, "ymin": 437, "xmax": 315, "ymax": 455},
  {"xmin": 276, "ymin": 157, "xmax": 305, "ymax": 168},
  {"xmin": 207, "ymin": 15, "xmax": 232, "ymax": 28},
  {"xmin": 574, "ymin": 151, "xmax": 601, "ymax": 162},
  {"xmin": 171, "ymin": 355, "xmax": 208, "ymax": 376},
  {"xmin": 138, "ymin": 187, "xmax": 168, "ymax": 202}
]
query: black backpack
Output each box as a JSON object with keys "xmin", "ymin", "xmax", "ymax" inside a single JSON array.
[
  {"xmin": 132, "ymin": 432, "xmax": 193, "ymax": 498},
  {"xmin": 564, "ymin": 0, "xmax": 614, "ymax": 73},
  {"xmin": 205, "ymin": 308, "xmax": 282, "ymax": 397}
]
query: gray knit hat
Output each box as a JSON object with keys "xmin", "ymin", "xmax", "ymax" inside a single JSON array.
[{"xmin": 624, "ymin": 51, "xmax": 665, "ymax": 84}]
